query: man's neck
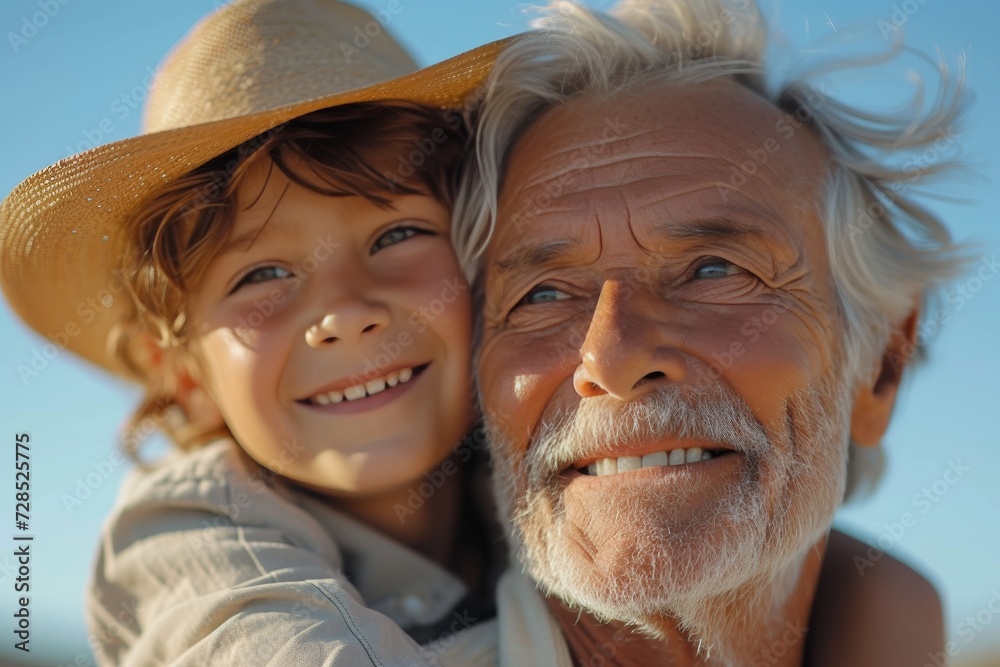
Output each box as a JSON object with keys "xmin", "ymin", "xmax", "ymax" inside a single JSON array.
[{"xmin": 545, "ymin": 535, "xmax": 827, "ymax": 667}]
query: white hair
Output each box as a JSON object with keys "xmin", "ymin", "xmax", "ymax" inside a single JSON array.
[{"xmin": 453, "ymin": 0, "xmax": 969, "ymax": 496}]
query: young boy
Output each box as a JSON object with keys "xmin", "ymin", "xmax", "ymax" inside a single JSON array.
[
  {"xmin": 89, "ymin": 103, "xmax": 498, "ymax": 666},
  {"xmin": 0, "ymin": 1, "xmax": 506, "ymax": 664}
]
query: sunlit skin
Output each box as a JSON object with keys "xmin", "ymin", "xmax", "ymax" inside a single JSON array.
[
  {"xmin": 477, "ymin": 79, "xmax": 916, "ymax": 665},
  {"xmin": 184, "ymin": 155, "xmax": 474, "ymax": 559}
]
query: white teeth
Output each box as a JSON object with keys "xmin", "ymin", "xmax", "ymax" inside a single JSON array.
[
  {"xmin": 344, "ymin": 385, "xmax": 367, "ymax": 401},
  {"xmin": 641, "ymin": 451, "xmax": 669, "ymax": 468},
  {"xmin": 308, "ymin": 366, "xmax": 420, "ymax": 404},
  {"xmin": 584, "ymin": 448, "xmax": 722, "ymax": 476},
  {"xmin": 617, "ymin": 456, "xmax": 641, "ymax": 472}
]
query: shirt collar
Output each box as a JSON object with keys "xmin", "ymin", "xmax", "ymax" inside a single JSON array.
[{"xmin": 294, "ymin": 491, "xmax": 469, "ymax": 629}]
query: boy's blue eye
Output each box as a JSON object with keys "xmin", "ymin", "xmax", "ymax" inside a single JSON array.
[
  {"xmin": 517, "ymin": 285, "xmax": 570, "ymax": 307},
  {"xmin": 694, "ymin": 258, "xmax": 738, "ymax": 279},
  {"xmin": 371, "ymin": 225, "xmax": 432, "ymax": 254},
  {"xmin": 231, "ymin": 265, "xmax": 292, "ymax": 293}
]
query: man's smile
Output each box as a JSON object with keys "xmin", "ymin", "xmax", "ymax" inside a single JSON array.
[
  {"xmin": 564, "ymin": 450, "xmax": 743, "ymax": 483},
  {"xmin": 576, "ymin": 448, "xmax": 737, "ymax": 476},
  {"xmin": 569, "ymin": 439, "xmax": 737, "ymax": 475}
]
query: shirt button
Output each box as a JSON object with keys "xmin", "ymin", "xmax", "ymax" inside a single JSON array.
[{"xmin": 400, "ymin": 593, "xmax": 431, "ymax": 619}]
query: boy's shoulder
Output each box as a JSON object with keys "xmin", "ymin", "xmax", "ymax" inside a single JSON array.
[
  {"xmin": 108, "ymin": 439, "xmax": 340, "ymax": 558},
  {"xmin": 116, "ymin": 439, "xmax": 268, "ymax": 508}
]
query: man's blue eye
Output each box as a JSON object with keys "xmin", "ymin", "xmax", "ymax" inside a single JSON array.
[
  {"xmin": 518, "ymin": 286, "xmax": 570, "ymax": 307},
  {"xmin": 371, "ymin": 226, "xmax": 431, "ymax": 254},
  {"xmin": 694, "ymin": 259, "xmax": 737, "ymax": 279},
  {"xmin": 232, "ymin": 265, "xmax": 291, "ymax": 292}
]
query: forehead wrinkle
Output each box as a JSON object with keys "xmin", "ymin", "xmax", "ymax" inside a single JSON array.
[
  {"xmin": 711, "ymin": 148, "xmax": 827, "ymax": 206},
  {"xmin": 493, "ymin": 198, "xmax": 606, "ymax": 281},
  {"xmin": 514, "ymin": 121, "xmax": 657, "ymax": 184},
  {"xmin": 519, "ymin": 152, "xmax": 742, "ymax": 201},
  {"xmin": 631, "ymin": 184, "xmax": 787, "ymax": 221},
  {"xmin": 522, "ymin": 201, "xmax": 592, "ymax": 217},
  {"xmin": 511, "ymin": 141, "xmax": 592, "ymax": 194},
  {"xmin": 629, "ymin": 181, "xmax": 728, "ymax": 211}
]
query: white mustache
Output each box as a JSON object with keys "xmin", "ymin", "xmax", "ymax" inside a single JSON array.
[{"xmin": 525, "ymin": 383, "xmax": 774, "ymax": 485}]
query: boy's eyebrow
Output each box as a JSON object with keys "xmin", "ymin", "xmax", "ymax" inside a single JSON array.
[
  {"xmin": 216, "ymin": 214, "xmax": 302, "ymax": 258},
  {"xmin": 216, "ymin": 177, "xmax": 296, "ymax": 258},
  {"xmin": 217, "ymin": 225, "xmax": 272, "ymax": 258}
]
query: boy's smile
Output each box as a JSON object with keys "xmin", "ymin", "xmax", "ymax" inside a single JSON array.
[
  {"xmin": 297, "ymin": 362, "xmax": 427, "ymax": 411},
  {"xmin": 186, "ymin": 155, "xmax": 474, "ymax": 497}
]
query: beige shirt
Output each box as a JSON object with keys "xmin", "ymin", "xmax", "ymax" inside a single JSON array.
[{"xmin": 87, "ymin": 439, "xmax": 522, "ymax": 666}]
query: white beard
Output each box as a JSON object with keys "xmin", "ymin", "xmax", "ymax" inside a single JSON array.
[{"xmin": 488, "ymin": 376, "xmax": 852, "ymax": 665}]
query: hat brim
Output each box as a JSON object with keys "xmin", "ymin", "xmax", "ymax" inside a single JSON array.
[{"xmin": 0, "ymin": 38, "xmax": 509, "ymax": 378}]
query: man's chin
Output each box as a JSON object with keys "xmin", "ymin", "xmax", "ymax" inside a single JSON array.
[{"xmin": 515, "ymin": 476, "xmax": 775, "ymax": 624}]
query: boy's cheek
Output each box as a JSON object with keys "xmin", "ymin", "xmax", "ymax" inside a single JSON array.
[
  {"xmin": 407, "ymin": 310, "xmax": 428, "ymax": 334},
  {"xmin": 195, "ymin": 328, "xmax": 262, "ymax": 383}
]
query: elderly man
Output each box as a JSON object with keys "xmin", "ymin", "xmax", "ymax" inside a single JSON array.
[{"xmin": 453, "ymin": 1, "xmax": 966, "ymax": 665}]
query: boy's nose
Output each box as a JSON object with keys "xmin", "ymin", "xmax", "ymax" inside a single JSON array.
[{"xmin": 304, "ymin": 304, "xmax": 391, "ymax": 347}]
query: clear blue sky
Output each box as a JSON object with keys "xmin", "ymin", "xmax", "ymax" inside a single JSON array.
[{"xmin": 0, "ymin": 1, "xmax": 997, "ymax": 665}]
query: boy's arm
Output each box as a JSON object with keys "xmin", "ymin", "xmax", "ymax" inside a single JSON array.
[
  {"xmin": 87, "ymin": 507, "xmax": 444, "ymax": 667},
  {"xmin": 83, "ymin": 442, "xmax": 488, "ymax": 667}
]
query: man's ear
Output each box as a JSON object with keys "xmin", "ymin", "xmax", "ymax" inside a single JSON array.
[{"xmin": 850, "ymin": 308, "xmax": 919, "ymax": 447}]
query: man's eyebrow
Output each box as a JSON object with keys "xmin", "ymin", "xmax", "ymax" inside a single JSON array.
[
  {"xmin": 491, "ymin": 217, "xmax": 785, "ymax": 279},
  {"xmin": 652, "ymin": 216, "xmax": 774, "ymax": 242},
  {"xmin": 494, "ymin": 238, "xmax": 583, "ymax": 279},
  {"xmin": 653, "ymin": 216, "xmax": 788, "ymax": 250}
]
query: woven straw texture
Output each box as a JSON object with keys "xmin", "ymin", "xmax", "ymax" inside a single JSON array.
[{"xmin": 0, "ymin": 0, "xmax": 508, "ymax": 377}]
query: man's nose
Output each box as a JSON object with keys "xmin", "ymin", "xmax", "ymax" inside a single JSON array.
[
  {"xmin": 573, "ymin": 280, "xmax": 687, "ymax": 400},
  {"xmin": 304, "ymin": 296, "xmax": 391, "ymax": 348}
]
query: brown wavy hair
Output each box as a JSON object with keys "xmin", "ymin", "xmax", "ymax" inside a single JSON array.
[{"xmin": 113, "ymin": 101, "xmax": 467, "ymax": 461}]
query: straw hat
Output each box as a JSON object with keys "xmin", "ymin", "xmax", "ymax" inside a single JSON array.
[{"xmin": 0, "ymin": 0, "xmax": 508, "ymax": 378}]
